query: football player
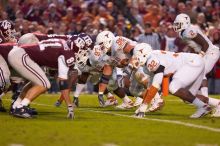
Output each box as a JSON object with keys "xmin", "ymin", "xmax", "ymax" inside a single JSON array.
[
  {"xmin": 132, "ymin": 45, "xmax": 219, "ymax": 118},
  {"xmin": 173, "ymin": 13, "xmax": 220, "ymax": 98},
  {"xmin": 9, "ymin": 35, "xmax": 86, "ymax": 118},
  {"xmin": 95, "ymin": 31, "xmax": 137, "ymax": 108},
  {"xmin": 173, "ymin": 13, "xmax": 220, "ymax": 117},
  {"xmin": 0, "ymin": 20, "xmax": 18, "ymax": 112}
]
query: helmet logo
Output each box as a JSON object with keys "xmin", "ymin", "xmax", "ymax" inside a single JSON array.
[
  {"xmin": 105, "ymin": 33, "xmax": 109, "ymax": 38},
  {"xmin": 1, "ymin": 21, "xmax": 11, "ymax": 30}
]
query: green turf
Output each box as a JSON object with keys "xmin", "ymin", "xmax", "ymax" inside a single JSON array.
[{"xmin": 0, "ymin": 94, "xmax": 220, "ymax": 146}]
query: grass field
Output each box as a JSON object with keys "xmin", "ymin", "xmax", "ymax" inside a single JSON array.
[{"xmin": 0, "ymin": 93, "xmax": 220, "ymax": 146}]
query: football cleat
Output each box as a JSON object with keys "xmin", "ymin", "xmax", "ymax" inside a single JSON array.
[
  {"xmin": 135, "ymin": 104, "xmax": 148, "ymax": 118},
  {"xmin": 116, "ymin": 100, "xmax": 134, "ymax": 109},
  {"xmin": 104, "ymin": 96, "xmax": 118, "ymax": 107},
  {"xmin": 73, "ymin": 97, "xmax": 79, "ymax": 107},
  {"xmin": 0, "ymin": 99, "xmax": 6, "ymax": 112},
  {"xmin": 190, "ymin": 104, "xmax": 212, "ymax": 118},
  {"xmin": 54, "ymin": 100, "xmax": 62, "ymax": 107},
  {"xmin": 27, "ymin": 106, "xmax": 38, "ymax": 115},
  {"xmin": 98, "ymin": 94, "xmax": 105, "ymax": 107},
  {"xmin": 13, "ymin": 106, "xmax": 32, "ymax": 118},
  {"xmin": 211, "ymin": 102, "xmax": 220, "ymax": 117},
  {"xmin": 146, "ymin": 97, "xmax": 165, "ymax": 113},
  {"xmin": 133, "ymin": 97, "xmax": 143, "ymax": 107}
]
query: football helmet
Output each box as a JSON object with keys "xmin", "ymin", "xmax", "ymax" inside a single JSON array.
[
  {"xmin": 78, "ymin": 33, "xmax": 94, "ymax": 50},
  {"xmin": 96, "ymin": 31, "xmax": 115, "ymax": 53},
  {"xmin": 75, "ymin": 49, "xmax": 89, "ymax": 68},
  {"xmin": 0, "ymin": 20, "xmax": 17, "ymax": 43},
  {"xmin": 133, "ymin": 43, "xmax": 152, "ymax": 67},
  {"xmin": 173, "ymin": 13, "xmax": 191, "ymax": 32},
  {"xmin": 67, "ymin": 35, "xmax": 85, "ymax": 50}
]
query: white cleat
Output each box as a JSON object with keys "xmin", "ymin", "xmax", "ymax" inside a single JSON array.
[
  {"xmin": 133, "ymin": 97, "xmax": 143, "ymax": 107},
  {"xmin": 211, "ymin": 103, "xmax": 220, "ymax": 117},
  {"xmin": 135, "ymin": 104, "xmax": 148, "ymax": 118},
  {"xmin": 104, "ymin": 96, "xmax": 118, "ymax": 107},
  {"xmin": 190, "ymin": 105, "xmax": 212, "ymax": 118},
  {"xmin": 146, "ymin": 97, "xmax": 165, "ymax": 113},
  {"xmin": 116, "ymin": 100, "xmax": 134, "ymax": 109}
]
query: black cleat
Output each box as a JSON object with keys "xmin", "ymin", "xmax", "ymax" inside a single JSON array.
[
  {"xmin": 73, "ymin": 97, "xmax": 79, "ymax": 107},
  {"xmin": 13, "ymin": 106, "xmax": 32, "ymax": 118}
]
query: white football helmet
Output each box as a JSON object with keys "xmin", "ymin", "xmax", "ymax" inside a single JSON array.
[
  {"xmin": 173, "ymin": 13, "xmax": 191, "ymax": 32},
  {"xmin": 96, "ymin": 31, "xmax": 115, "ymax": 53},
  {"xmin": 133, "ymin": 43, "xmax": 152, "ymax": 67}
]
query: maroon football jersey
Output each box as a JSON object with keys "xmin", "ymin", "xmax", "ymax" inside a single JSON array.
[
  {"xmin": 33, "ymin": 32, "xmax": 72, "ymax": 41},
  {"xmin": 20, "ymin": 38, "xmax": 80, "ymax": 68},
  {"xmin": 0, "ymin": 43, "xmax": 15, "ymax": 61}
]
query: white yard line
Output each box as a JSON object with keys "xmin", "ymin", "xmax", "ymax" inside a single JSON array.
[{"xmin": 4, "ymin": 99, "xmax": 220, "ymax": 133}]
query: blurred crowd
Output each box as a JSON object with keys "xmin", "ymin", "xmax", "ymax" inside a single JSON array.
[{"xmin": 1, "ymin": 0, "xmax": 220, "ymax": 94}]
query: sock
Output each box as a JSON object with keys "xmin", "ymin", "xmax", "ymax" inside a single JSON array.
[
  {"xmin": 12, "ymin": 97, "xmax": 22, "ymax": 109},
  {"xmin": 74, "ymin": 83, "xmax": 85, "ymax": 98},
  {"xmin": 123, "ymin": 95, "xmax": 131, "ymax": 103},
  {"xmin": 200, "ymin": 87, "xmax": 208, "ymax": 97},
  {"xmin": 19, "ymin": 98, "xmax": 31, "ymax": 107},
  {"xmin": 192, "ymin": 98, "xmax": 206, "ymax": 108},
  {"xmin": 208, "ymin": 97, "xmax": 220, "ymax": 107}
]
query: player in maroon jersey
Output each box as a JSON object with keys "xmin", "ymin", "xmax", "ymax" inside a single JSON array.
[
  {"xmin": 54, "ymin": 33, "xmax": 95, "ymax": 107},
  {"xmin": 0, "ymin": 20, "xmax": 18, "ymax": 112},
  {"xmin": 9, "ymin": 36, "xmax": 86, "ymax": 118}
]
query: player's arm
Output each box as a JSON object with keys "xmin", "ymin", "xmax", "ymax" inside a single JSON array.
[
  {"xmin": 142, "ymin": 57, "xmax": 165, "ymax": 104},
  {"xmin": 58, "ymin": 55, "xmax": 74, "ymax": 118},
  {"xmin": 192, "ymin": 33, "xmax": 209, "ymax": 53},
  {"xmin": 183, "ymin": 29, "xmax": 209, "ymax": 53},
  {"xmin": 123, "ymin": 43, "xmax": 135, "ymax": 54},
  {"xmin": 98, "ymin": 64, "xmax": 113, "ymax": 106}
]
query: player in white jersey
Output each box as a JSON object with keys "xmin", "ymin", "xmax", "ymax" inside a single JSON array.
[
  {"xmin": 173, "ymin": 13, "xmax": 220, "ymax": 99},
  {"xmin": 73, "ymin": 44, "xmax": 135, "ymax": 107},
  {"xmin": 95, "ymin": 31, "xmax": 138, "ymax": 108},
  {"xmin": 131, "ymin": 43, "xmax": 218, "ymax": 118}
]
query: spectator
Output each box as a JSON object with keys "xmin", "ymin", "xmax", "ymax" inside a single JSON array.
[
  {"xmin": 137, "ymin": 22, "xmax": 161, "ymax": 50},
  {"xmin": 143, "ymin": 5, "xmax": 161, "ymax": 28},
  {"xmin": 48, "ymin": 3, "xmax": 61, "ymax": 22}
]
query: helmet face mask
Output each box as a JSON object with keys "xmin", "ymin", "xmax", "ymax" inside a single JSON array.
[
  {"xmin": 173, "ymin": 13, "xmax": 191, "ymax": 32},
  {"xmin": 75, "ymin": 49, "xmax": 89, "ymax": 68}
]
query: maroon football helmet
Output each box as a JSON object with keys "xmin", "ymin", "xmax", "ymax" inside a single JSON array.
[
  {"xmin": 0, "ymin": 20, "xmax": 17, "ymax": 43},
  {"xmin": 78, "ymin": 33, "xmax": 94, "ymax": 50}
]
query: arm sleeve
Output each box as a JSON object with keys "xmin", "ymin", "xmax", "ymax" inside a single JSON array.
[{"xmin": 58, "ymin": 55, "xmax": 69, "ymax": 80}]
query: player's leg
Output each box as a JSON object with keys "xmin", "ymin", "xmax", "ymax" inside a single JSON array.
[
  {"xmin": 169, "ymin": 57, "xmax": 210, "ymax": 118},
  {"xmin": 199, "ymin": 46, "xmax": 220, "ymax": 97},
  {"xmin": 8, "ymin": 47, "xmax": 50, "ymax": 118}
]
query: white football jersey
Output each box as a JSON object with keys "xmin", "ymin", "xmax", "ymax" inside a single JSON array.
[
  {"xmin": 110, "ymin": 36, "xmax": 137, "ymax": 66},
  {"xmin": 179, "ymin": 25, "xmax": 214, "ymax": 52},
  {"xmin": 145, "ymin": 50, "xmax": 202, "ymax": 75}
]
